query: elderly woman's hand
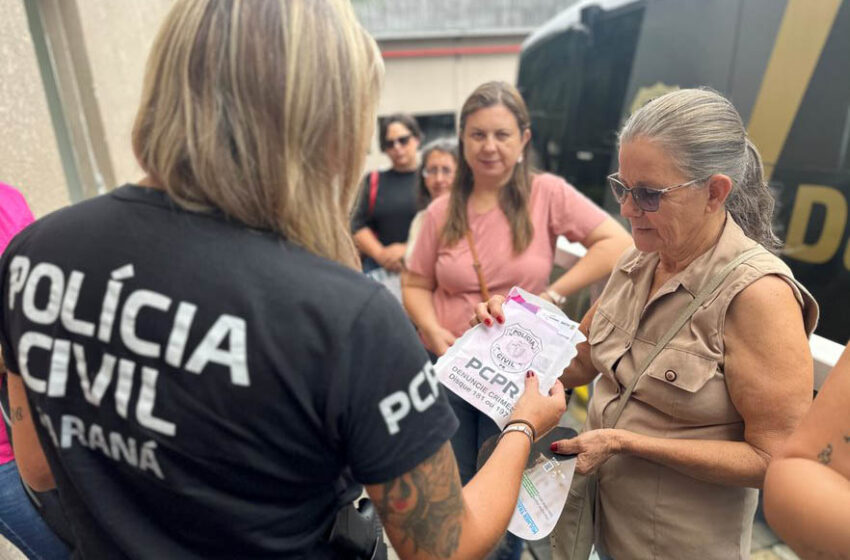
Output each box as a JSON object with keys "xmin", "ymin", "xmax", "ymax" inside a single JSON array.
[
  {"xmin": 551, "ymin": 429, "xmax": 626, "ymax": 475},
  {"xmin": 470, "ymin": 295, "xmax": 506, "ymax": 327}
]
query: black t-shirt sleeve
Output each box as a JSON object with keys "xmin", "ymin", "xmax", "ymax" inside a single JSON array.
[
  {"xmin": 351, "ymin": 175, "xmax": 372, "ymax": 234},
  {"xmin": 0, "ymin": 237, "xmax": 24, "ymax": 375},
  {"xmin": 334, "ymin": 287, "xmax": 457, "ymax": 485}
]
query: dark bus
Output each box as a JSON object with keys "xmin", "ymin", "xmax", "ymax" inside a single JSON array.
[{"xmin": 517, "ymin": 0, "xmax": 850, "ymax": 343}]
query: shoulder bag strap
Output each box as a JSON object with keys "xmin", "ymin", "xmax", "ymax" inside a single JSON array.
[
  {"xmin": 465, "ymin": 230, "xmax": 491, "ymax": 302},
  {"xmin": 607, "ymin": 245, "xmax": 763, "ymax": 428},
  {"xmin": 367, "ymin": 171, "xmax": 380, "ymax": 217}
]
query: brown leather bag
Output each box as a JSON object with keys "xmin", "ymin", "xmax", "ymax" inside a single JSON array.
[{"xmin": 465, "ymin": 230, "xmax": 490, "ymax": 302}]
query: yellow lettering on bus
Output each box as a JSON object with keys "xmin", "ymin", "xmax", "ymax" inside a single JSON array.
[{"xmin": 784, "ymin": 185, "xmax": 847, "ymax": 264}]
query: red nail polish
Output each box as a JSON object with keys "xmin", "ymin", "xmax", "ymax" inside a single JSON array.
[
  {"xmin": 550, "ymin": 443, "xmax": 558, "ymax": 452},
  {"xmin": 529, "ymin": 371, "xmax": 535, "ymax": 377},
  {"xmin": 484, "ymin": 318, "xmax": 492, "ymax": 326},
  {"xmin": 526, "ymin": 371, "xmax": 531, "ymax": 378},
  {"xmin": 497, "ymin": 315, "xmax": 505, "ymax": 324}
]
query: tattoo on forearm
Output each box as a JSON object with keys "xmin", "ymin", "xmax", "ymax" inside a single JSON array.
[
  {"xmin": 10, "ymin": 407, "xmax": 23, "ymax": 424},
  {"xmin": 844, "ymin": 434, "xmax": 850, "ymax": 444},
  {"xmin": 818, "ymin": 443, "xmax": 833, "ymax": 465},
  {"xmin": 374, "ymin": 443, "xmax": 463, "ymax": 558}
]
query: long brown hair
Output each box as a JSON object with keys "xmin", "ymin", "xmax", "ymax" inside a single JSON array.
[
  {"xmin": 132, "ymin": 0, "xmax": 383, "ymax": 269},
  {"xmin": 443, "ymin": 81, "xmax": 534, "ymax": 253}
]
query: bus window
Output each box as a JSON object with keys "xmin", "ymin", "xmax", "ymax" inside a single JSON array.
[{"xmin": 518, "ymin": 2, "xmax": 645, "ymax": 205}]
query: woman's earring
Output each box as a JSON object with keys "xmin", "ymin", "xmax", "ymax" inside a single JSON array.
[{"xmin": 517, "ymin": 155, "xmax": 524, "ymax": 163}]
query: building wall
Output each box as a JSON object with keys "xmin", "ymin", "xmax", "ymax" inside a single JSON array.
[
  {"xmin": 2, "ymin": 1, "xmax": 527, "ymax": 209},
  {"xmin": 0, "ymin": 0, "xmax": 70, "ymax": 217},
  {"xmin": 74, "ymin": 0, "xmax": 174, "ymax": 186},
  {"xmin": 366, "ymin": 36, "xmax": 523, "ymax": 171},
  {"xmin": 0, "ymin": 0, "xmax": 172, "ymax": 216}
]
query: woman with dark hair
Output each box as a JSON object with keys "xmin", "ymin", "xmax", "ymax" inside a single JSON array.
[
  {"xmin": 475, "ymin": 88, "xmax": 819, "ymax": 560},
  {"xmin": 403, "ymin": 82, "xmax": 630, "ymax": 559},
  {"xmin": 353, "ymin": 113, "xmax": 423, "ymax": 274},
  {"xmin": 0, "ymin": 2, "xmax": 568, "ymax": 559}
]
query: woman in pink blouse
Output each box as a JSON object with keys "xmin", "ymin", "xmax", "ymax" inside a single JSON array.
[
  {"xmin": 403, "ymin": 81, "xmax": 630, "ymax": 559},
  {"xmin": 403, "ymin": 80, "xmax": 630, "ymax": 474},
  {"xmin": 404, "ymin": 82, "xmax": 630, "ymax": 358}
]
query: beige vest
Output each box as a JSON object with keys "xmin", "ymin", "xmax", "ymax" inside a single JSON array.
[{"xmin": 585, "ymin": 216, "xmax": 817, "ymax": 559}]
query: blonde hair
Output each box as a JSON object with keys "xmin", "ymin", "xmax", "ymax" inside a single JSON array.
[
  {"xmin": 443, "ymin": 81, "xmax": 534, "ymax": 253},
  {"xmin": 132, "ymin": 0, "xmax": 383, "ymax": 268}
]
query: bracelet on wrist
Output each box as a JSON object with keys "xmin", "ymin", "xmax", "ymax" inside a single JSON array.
[
  {"xmin": 499, "ymin": 423, "xmax": 534, "ymax": 446},
  {"xmin": 544, "ymin": 288, "xmax": 566, "ymax": 306},
  {"xmin": 504, "ymin": 419, "xmax": 537, "ymax": 441}
]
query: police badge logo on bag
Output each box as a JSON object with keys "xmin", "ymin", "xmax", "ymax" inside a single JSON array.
[{"xmin": 490, "ymin": 324, "xmax": 542, "ymax": 373}]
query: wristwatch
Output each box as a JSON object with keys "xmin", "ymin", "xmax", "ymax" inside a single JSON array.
[{"xmin": 544, "ymin": 288, "xmax": 566, "ymax": 306}]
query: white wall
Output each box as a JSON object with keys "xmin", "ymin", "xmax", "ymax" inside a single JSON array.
[
  {"xmin": 365, "ymin": 36, "xmax": 524, "ymax": 171},
  {"xmin": 0, "ymin": 0, "xmax": 70, "ymax": 217},
  {"xmin": 4, "ymin": 2, "xmax": 527, "ymax": 211},
  {"xmin": 74, "ymin": 0, "xmax": 175, "ymax": 186}
]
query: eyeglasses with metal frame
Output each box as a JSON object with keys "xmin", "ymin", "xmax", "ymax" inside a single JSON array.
[
  {"xmin": 422, "ymin": 165, "xmax": 454, "ymax": 178},
  {"xmin": 607, "ymin": 173, "xmax": 710, "ymax": 212}
]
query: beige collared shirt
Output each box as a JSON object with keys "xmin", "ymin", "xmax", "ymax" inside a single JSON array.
[{"xmin": 584, "ymin": 215, "xmax": 817, "ymax": 559}]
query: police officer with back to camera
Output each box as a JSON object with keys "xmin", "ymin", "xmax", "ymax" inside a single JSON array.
[{"xmin": 0, "ymin": 1, "xmax": 566, "ymax": 558}]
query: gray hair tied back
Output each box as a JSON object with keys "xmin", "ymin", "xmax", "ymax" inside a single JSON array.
[
  {"xmin": 619, "ymin": 88, "xmax": 781, "ymax": 251},
  {"xmin": 734, "ymin": 137, "xmax": 782, "ymax": 250}
]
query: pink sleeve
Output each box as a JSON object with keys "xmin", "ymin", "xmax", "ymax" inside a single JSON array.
[
  {"xmin": 0, "ymin": 184, "xmax": 33, "ymax": 463},
  {"xmin": 406, "ymin": 206, "xmax": 440, "ymax": 282},
  {"xmin": 0, "ymin": 183, "xmax": 35, "ymax": 252},
  {"xmin": 544, "ymin": 175, "xmax": 608, "ymax": 243}
]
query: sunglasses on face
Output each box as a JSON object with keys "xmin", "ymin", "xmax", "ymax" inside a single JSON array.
[
  {"xmin": 382, "ymin": 134, "xmax": 412, "ymax": 151},
  {"xmin": 607, "ymin": 173, "xmax": 709, "ymax": 212}
]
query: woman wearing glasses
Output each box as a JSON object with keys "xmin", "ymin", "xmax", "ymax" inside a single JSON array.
[
  {"xmin": 475, "ymin": 88, "xmax": 818, "ymax": 559},
  {"xmin": 352, "ymin": 113, "xmax": 422, "ymax": 274},
  {"xmin": 404, "ymin": 138, "xmax": 459, "ymax": 265}
]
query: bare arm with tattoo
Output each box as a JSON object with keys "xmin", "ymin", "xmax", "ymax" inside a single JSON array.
[
  {"xmin": 6, "ymin": 372, "xmax": 55, "ymax": 491},
  {"xmin": 366, "ymin": 374, "xmax": 566, "ymax": 559},
  {"xmin": 764, "ymin": 342, "xmax": 850, "ymax": 559}
]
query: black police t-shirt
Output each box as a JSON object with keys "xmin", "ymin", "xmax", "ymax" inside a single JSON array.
[{"xmin": 0, "ymin": 185, "xmax": 458, "ymax": 559}]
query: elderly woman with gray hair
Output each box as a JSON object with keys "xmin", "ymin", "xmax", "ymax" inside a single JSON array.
[
  {"xmin": 474, "ymin": 88, "xmax": 819, "ymax": 559},
  {"xmin": 404, "ymin": 138, "xmax": 458, "ymax": 264}
]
